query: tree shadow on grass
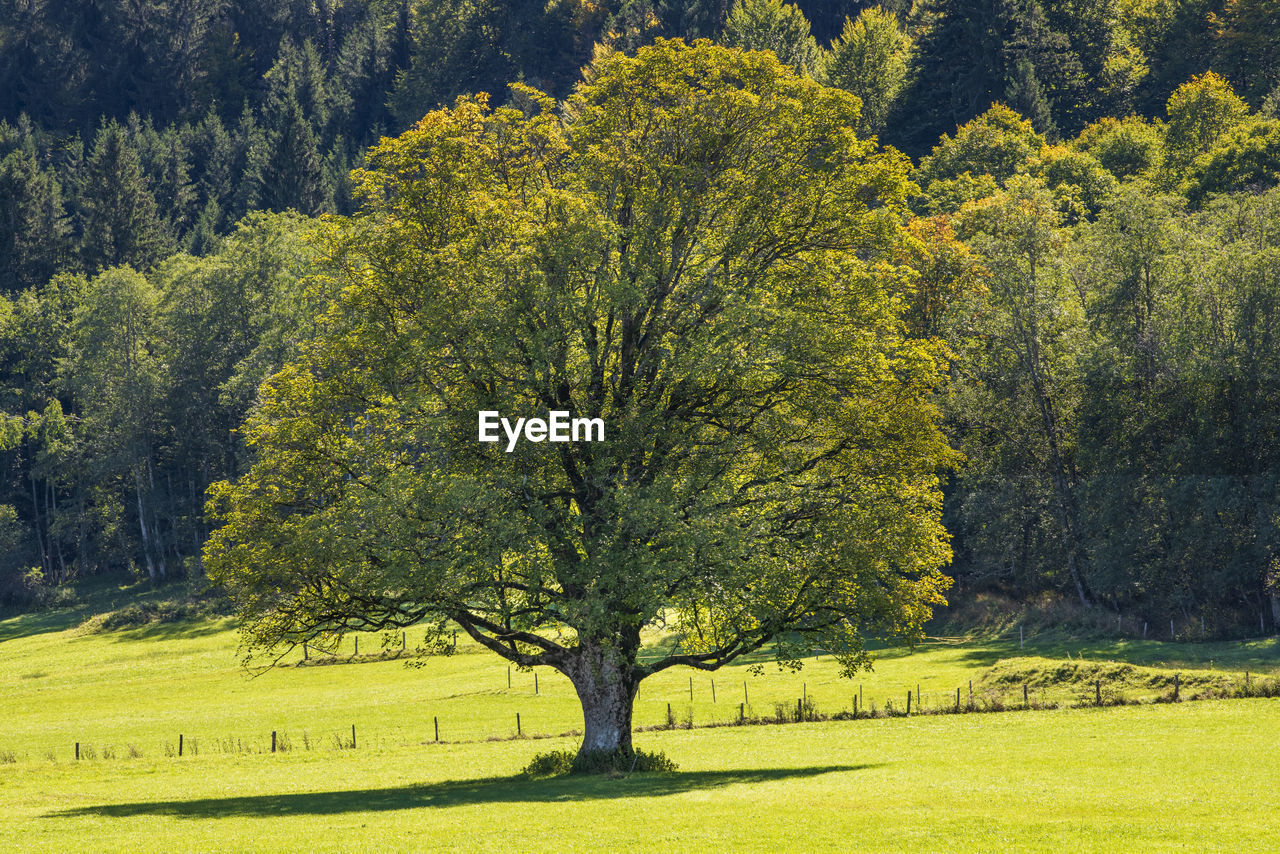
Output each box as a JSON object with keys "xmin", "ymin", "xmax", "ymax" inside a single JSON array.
[
  {"xmin": 104, "ymin": 617, "xmax": 233, "ymax": 643},
  {"xmin": 0, "ymin": 607, "xmax": 92, "ymax": 643},
  {"xmin": 49, "ymin": 765, "xmax": 875, "ymax": 820},
  {"xmin": 952, "ymin": 637, "xmax": 1280, "ymax": 674}
]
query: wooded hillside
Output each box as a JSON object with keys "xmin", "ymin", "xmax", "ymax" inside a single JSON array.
[{"xmin": 3, "ymin": 0, "xmax": 1279, "ymax": 635}]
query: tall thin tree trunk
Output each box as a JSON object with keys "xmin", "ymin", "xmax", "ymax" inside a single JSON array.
[
  {"xmin": 47, "ymin": 480, "xmax": 67, "ymax": 585},
  {"xmin": 1008, "ymin": 256, "xmax": 1092, "ymax": 609},
  {"xmin": 189, "ymin": 476, "xmax": 202, "ymax": 575},
  {"xmin": 147, "ymin": 455, "xmax": 165, "ymax": 579},
  {"xmin": 135, "ymin": 469, "xmax": 157, "ymax": 581},
  {"xmin": 28, "ymin": 468, "xmax": 50, "ymax": 578}
]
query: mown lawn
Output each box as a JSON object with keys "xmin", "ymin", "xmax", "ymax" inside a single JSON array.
[
  {"xmin": 2, "ymin": 701, "xmax": 1278, "ymax": 852},
  {"xmin": 1, "ymin": 591, "xmax": 1278, "ymax": 851}
]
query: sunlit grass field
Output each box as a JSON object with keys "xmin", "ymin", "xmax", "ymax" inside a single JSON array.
[{"xmin": 2, "ymin": 584, "xmax": 1278, "ymax": 851}]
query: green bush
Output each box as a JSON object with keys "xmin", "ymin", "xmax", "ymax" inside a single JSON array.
[{"xmin": 523, "ymin": 748, "xmax": 677, "ymax": 778}]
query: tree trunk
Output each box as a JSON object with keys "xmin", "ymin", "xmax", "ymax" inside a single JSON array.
[
  {"xmin": 135, "ymin": 469, "xmax": 157, "ymax": 581},
  {"xmin": 29, "ymin": 468, "xmax": 50, "ymax": 578},
  {"xmin": 1271, "ymin": 595, "xmax": 1280, "ymax": 629},
  {"xmin": 563, "ymin": 642, "xmax": 639, "ymax": 758}
]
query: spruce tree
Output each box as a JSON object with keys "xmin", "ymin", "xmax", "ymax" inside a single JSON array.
[
  {"xmin": 0, "ymin": 148, "xmax": 70, "ymax": 292},
  {"xmin": 264, "ymin": 35, "xmax": 333, "ymax": 133},
  {"xmin": 187, "ymin": 108, "xmax": 235, "ymax": 216},
  {"xmin": 654, "ymin": 0, "xmax": 734, "ymax": 39},
  {"xmin": 79, "ymin": 122, "xmax": 170, "ymax": 272},
  {"xmin": 186, "ymin": 198, "xmax": 223, "ymax": 256},
  {"xmin": 232, "ymin": 102, "xmax": 267, "ymax": 220},
  {"xmin": 253, "ymin": 95, "xmax": 330, "ymax": 215},
  {"xmin": 1005, "ymin": 59, "xmax": 1056, "ymax": 137},
  {"xmin": 324, "ymin": 134, "xmax": 353, "ymax": 214},
  {"xmin": 890, "ymin": 0, "xmax": 1079, "ymax": 154},
  {"xmin": 154, "ymin": 130, "xmax": 197, "ymax": 241},
  {"xmin": 794, "ymin": 0, "xmax": 860, "ymax": 45}
]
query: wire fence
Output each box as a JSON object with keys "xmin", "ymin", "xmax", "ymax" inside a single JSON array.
[{"xmin": 5, "ymin": 666, "xmax": 1275, "ymax": 767}]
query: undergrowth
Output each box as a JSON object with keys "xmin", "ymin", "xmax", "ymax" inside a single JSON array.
[{"xmin": 523, "ymin": 748, "xmax": 678, "ymax": 778}]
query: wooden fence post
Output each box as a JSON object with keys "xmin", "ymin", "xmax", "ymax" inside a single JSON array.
[
  {"xmin": 1173, "ymin": 674, "xmax": 1180, "ymax": 702},
  {"xmin": 1096, "ymin": 681, "xmax": 1102, "ymax": 706},
  {"xmin": 178, "ymin": 734, "xmax": 183, "ymax": 758},
  {"xmin": 354, "ymin": 637, "xmax": 358, "ymax": 656},
  {"xmin": 740, "ymin": 702, "xmax": 745, "ymax": 723},
  {"xmin": 797, "ymin": 698, "xmax": 803, "ymax": 722},
  {"xmin": 956, "ymin": 687, "xmax": 961, "ymax": 712},
  {"xmin": 508, "ymin": 667, "xmax": 511, "ymax": 689},
  {"xmin": 667, "ymin": 703, "xmax": 673, "ymax": 728},
  {"xmin": 272, "ymin": 731, "xmax": 277, "ymax": 753},
  {"xmin": 434, "ymin": 716, "xmax": 439, "ymax": 742},
  {"xmin": 906, "ymin": 691, "xmax": 912, "ymax": 715},
  {"xmin": 1023, "ymin": 684, "xmax": 1029, "ymax": 708},
  {"xmin": 351, "ymin": 724, "xmax": 356, "ymax": 749},
  {"xmin": 516, "ymin": 713, "xmax": 521, "ymax": 737},
  {"xmin": 689, "ymin": 676, "xmax": 693, "ymax": 701},
  {"xmin": 75, "ymin": 742, "xmax": 79, "ymax": 760},
  {"xmin": 711, "ymin": 679, "xmax": 716, "ymax": 703}
]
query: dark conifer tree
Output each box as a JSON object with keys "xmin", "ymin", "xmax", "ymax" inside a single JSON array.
[
  {"xmin": 324, "ymin": 135, "xmax": 354, "ymax": 215},
  {"xmin": 659, "ymin": 0, "xmax": 734, "ymax": 38},
  {"xmin": 392, "ymin": 0, "xmax": 413, "ymax": 71},
  {"xmin": 78, "ymin": 122, "xmax": 170, "ymax": 272},
  {"xmin": 793, "ymin": 0, "xmax": 860, "ymax": 44},
  {"xmin": 186, "ymin": 108, "xmax": 235, "ymax": 215},
  {"xmin": 153, "ymin": 130, "xmax": 197, "ymax": 240},
  {"xmin": 0, "ymin": 148, "xmax": 71, "ymax": 292},
  {"xmin": 889, "ymin": 0, "xmax": 1081, "ymax": 154},
  {"xmin": 231, "ymin": 102, "xmax": 267, "ymax": 220},
  {"xmin": 252, "ymin": 96, "xmax": 329, "ymax": 215},
  {"xmin": 186, "ymin": 198, "xmax": 223, "ymax": 255},
  {"xmin": 1005, "ymin": 58, "xmax": 1056, "ymax": 136},
  {"xmin": 265, "ymin": 35, "xmax": 333, "ymax": 134}
]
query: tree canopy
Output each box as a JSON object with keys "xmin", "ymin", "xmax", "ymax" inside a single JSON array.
[{"xmin": 204, "ymin": 39, "xmax": 956, "ymax": 762}]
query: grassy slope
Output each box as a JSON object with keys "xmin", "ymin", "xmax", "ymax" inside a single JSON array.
[{"xmin": 2, "ymin": 586, "xmax": 1278, "ymax": 851}]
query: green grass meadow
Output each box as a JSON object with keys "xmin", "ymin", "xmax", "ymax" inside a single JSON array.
[{"xmin": 2, "ymin": 587, "xmax": 1279, "ymax": 851}]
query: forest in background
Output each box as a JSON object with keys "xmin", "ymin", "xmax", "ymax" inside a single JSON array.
[{"xmin": 2, "ymin": 0, "xmax": 1279, "ymax": 635}]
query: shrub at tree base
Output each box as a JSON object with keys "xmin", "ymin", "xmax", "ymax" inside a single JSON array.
[{"xmin": 523, "ymin": 748, "xmax": 678, "ymax": 778}]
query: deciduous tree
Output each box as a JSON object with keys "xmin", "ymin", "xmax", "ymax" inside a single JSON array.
[
  {"xmin": 821, "ymin": 8, "xmax": 912, "ymax": 137},
  {"xmin": 206, "ymin": 41, "xmax": 956, "ymax": 764},
  {"xmin": 722, "ymin": 0, "xmax": 820, "ymax": 76}
]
